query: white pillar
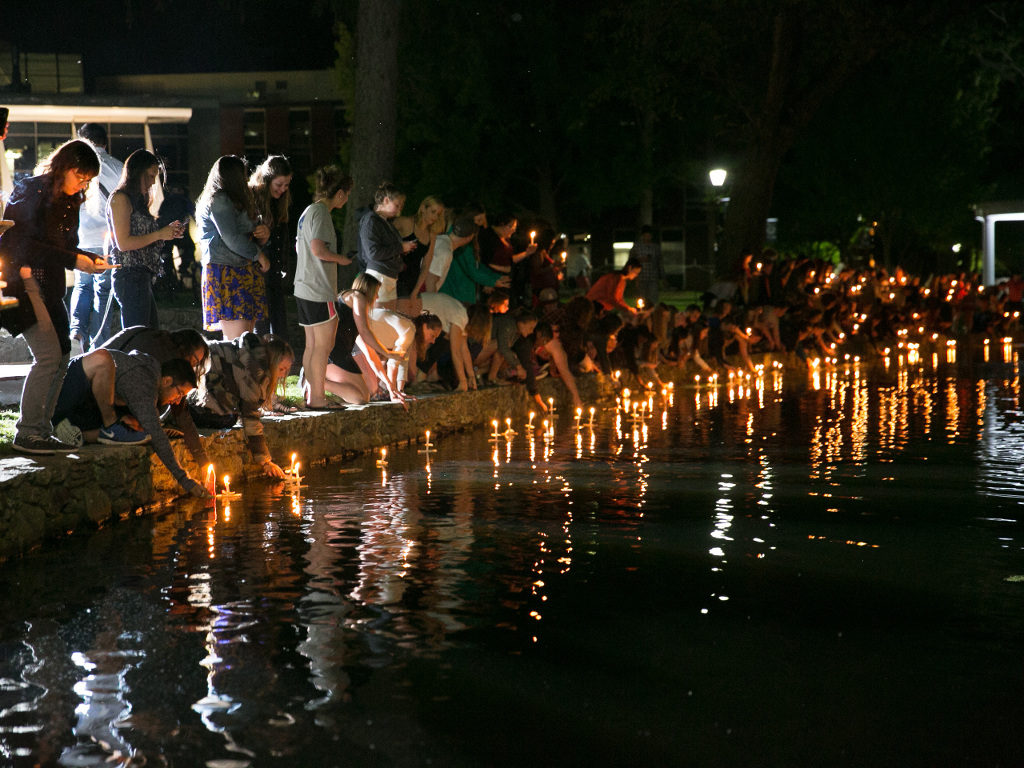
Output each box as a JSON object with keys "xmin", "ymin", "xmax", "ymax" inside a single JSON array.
[{"xmin": 983, "ymin": 215, "xmax": 996, "ymax": 287}]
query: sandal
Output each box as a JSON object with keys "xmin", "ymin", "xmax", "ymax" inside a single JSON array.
[{"xmin": 273, "ymin": 402, "xmax": 300, "ymax": 414}]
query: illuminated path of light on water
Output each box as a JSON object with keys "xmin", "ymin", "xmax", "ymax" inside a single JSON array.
[{"xmin": 3, "ymin": 361, "xmax": 1024, "ymax": 766}]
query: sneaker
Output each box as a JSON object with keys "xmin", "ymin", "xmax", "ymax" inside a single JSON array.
[
  {"xmin": 12, "ymin": 433, "xmax": 77, "ymax": 455},
  {"xmin": 54, "ymin": 418, "xmax": 84, "ymax": 449},
  {"xmin": 98, "ymin": 421, "xmax": 151, "ymax": 446},
  {"xmin": 69, "ymin": 333, "xmax": 85, "ymax": 357}
]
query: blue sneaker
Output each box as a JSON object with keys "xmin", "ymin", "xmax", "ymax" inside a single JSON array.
[{"xmin": 98, "ymin": 421, "xmax": 151, "ymax": 446}]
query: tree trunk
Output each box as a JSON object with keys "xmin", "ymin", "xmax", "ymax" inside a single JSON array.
[
  {"xmin": 718, "ymin": 138, "xmax": 785, "ymax": 276},
  {"xmin": 638, "ymin": 108, "xmax": 655, "ymax": 227},
  {"xmin": 342, "ymin": 0, "xmax": 401, "ymax": 259},
  {"xmin": 537, "ymin": 160, "xmax": 559, "ymax": 226}
]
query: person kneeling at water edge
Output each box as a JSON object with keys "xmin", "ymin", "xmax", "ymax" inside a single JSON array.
[
  {"xmin": 187, "ymin": 332, "xmax": 293, "ymax": 479},
  {"xmin": 51, "ymin": 349, "xmax": 208, "ymax": 497}
]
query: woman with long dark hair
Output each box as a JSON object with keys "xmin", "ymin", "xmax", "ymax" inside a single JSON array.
[
  {"xmin": 188, "ymin": 333, "xmax": 294, "ymax": 479},
  {"xmin": 108, "ymin": 149, "xmax": 184, "ymax": 329},
  {"xmin": 197, "ymin": 155, "xmax": 270, "ymax": 340},
  {"xmin": 0, "ymin": 139, "xmax": 115, "ymax": 454},
  {"xmin": 249, "ymin": 155, "xmax": 293, "ymax": 337}
]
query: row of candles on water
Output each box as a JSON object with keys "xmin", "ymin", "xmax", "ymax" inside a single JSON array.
[{"xmin": 202, "ymin": 452, "xmax": 305, "ymax": 500}]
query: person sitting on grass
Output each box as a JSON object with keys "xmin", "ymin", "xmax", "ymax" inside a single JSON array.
[{"xmin": 50, "ymin": 349, "xmax": 208, "ymax": 497}]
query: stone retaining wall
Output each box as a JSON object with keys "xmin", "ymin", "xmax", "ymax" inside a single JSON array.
[{"xmin": 0, "ymin": 375, "xmax": 616, "ymax": 561}]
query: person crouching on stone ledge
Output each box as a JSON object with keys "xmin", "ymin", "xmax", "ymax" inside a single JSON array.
[
  {"xmin": 186, "ymin": 332, "xmax": 293, "ymax": 479},
  {"xmin": 50, "ymin": 349, "xmax": 209, "ymax": 497},
  {"xmin": 102, "ymin": 325, "xmax": 211, "ymax": 472}
]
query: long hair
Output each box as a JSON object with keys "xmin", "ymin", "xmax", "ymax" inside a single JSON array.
[
  {"xmin": 249, "ymin": 155, "xmax": 293, "ymax": 226},
  {"xmin": 115, "ymin": 149, "xmax": 163, "ymax": 215},
  {"xmin": 465, "ymin": 302, "xmax": 492, "ymax": 345},
  {"xmin": 37, "ymin": 139, "xmax": 99, "ymax": 203},
  {"xmin": 414, "ymin": 313, "xmax": 442, "ymax": 356},
  {"xmin": 261, "ymin": 334, "xmax": 294, "ymax": 406},
  {"xmin": 346, "ymin": 272, "xmax": 381, "ymax": 307},
  {"xmin": 198, "ymin": 155, "xmax": 254, "ymax": 219},
  {"xmin": 414, "ymin": 196, "xmax": 447, "ymax": 236}
]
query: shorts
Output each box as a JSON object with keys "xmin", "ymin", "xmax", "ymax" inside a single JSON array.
[
  {"xmin": 52, "ymin": 356, "xmax": 104, "ymax": 430},
  {"xmin": 296, "ymin": 296, "xmax": 338, "ymax": 327},
  {"xmin": 365, "ymin": 269, "xmax": 398, "ymax": 303}
]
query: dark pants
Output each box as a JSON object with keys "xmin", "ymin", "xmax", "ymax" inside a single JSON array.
[
  {"xmin": 113, "ymin": 266, "xmax": 159, "ymax": 329},
  {"xmin": 256, "ymin": 266, "xmax": 288, "ymax": 339}
]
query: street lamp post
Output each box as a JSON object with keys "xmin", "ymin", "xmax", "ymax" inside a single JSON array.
[{"xmin": 708, "ymin": 168, "xmax": 727, "ymax": 267}]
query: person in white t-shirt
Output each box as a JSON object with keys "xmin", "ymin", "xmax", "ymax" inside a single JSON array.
[{"xmin": 294, "ymin": 166, "xmax": 353, "ymax": 410}]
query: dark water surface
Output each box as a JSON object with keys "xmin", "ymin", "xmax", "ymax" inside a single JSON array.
[{"xmin": 4, "ymin": 364, "xmax": 1024, "ymax": 767}]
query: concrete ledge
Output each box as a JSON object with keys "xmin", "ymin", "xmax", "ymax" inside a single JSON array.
[{"xmin": 0, "ymin": 374, "xmax": 618, "ymax": 561}]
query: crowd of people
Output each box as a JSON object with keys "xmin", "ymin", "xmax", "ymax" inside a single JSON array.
[{"xmin": 0, "ymin": 121, "xmax": 1017, "ymax": 497}]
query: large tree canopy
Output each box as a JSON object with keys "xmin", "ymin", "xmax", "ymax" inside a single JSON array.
[{"xmin": 335, "ymin": 0, "xmax": 1024, "ymax": 276}]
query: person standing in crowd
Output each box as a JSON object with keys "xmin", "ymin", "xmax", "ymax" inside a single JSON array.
[
  {"xmin": 394, "ymin": 195, "xmax": 446, "ymax": 315},
  {"xmin": 294, "ymin": 165, "xmax": 352, "ymax": 410},
  {"xmin": 629, "ymin": 225, "xmax": 663, "ymax": 307},
  {"xmin": 108, "ymin": 149, "xmax": 184, "ymax": 330},
  {"xmin": 196, "ymin": 156, "xmax": 270, "ymax": 340},
  {"xmin": 249, "ymin": 155, "xmax": 293, "ymax": 338},
  {"xmin": 0, "ymin": 139, "xmax": 116, "ymax": 455},
  {"xmin": 438, "ymin": 212, "xmax": 508, "ymax": 306},
  {"xmin": 156, "ymin": 182, "xmax": 196, "ymax": 292},
  {"xmin": 69, "ymin": 123, "xmax": 124, "ymax": 351},
  {"xmin": 359, "ymin": 182, "xmax": 416, "ymax": 309}
]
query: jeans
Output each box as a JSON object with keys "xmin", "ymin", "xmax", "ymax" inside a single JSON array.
[
  {"xmin": 91, "ymin": 269, "xmax": 119, "ymax": 347},
  {"xmin": 17, "ymin": 277, "xmax": 70, "ymax": 438},
  {"xmin": 68, "ymin": 270, "xmax": 96, "ymax": 344},
  {"xmin": 112, "ymin": 266, "xmax": 159, "ymax": 330},
  {"xmin": 68, "ymin": 247, "xmax": 120, "ymax": 349}
]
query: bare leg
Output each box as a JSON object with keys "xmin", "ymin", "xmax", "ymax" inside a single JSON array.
[
  {"xmin": 324, "ymin": 363, "xmax": 369, "ymax": 403},
  {"xmin": 79, "ymin": 349, "xmax": 120, "ymax": 427},
  {"xmin": 220, "ymin": 318, "xmax": 254, "ymax": 341},
  {"xmin": 303, "ymin": 317, "xmax": 339, "ymax": 407},
  {"xmin": 449, "ymin": 325, "xmax": 473, "ymax": 390}
]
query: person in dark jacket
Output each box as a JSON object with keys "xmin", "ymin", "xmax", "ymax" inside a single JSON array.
[{"xmin": 0, "ymin": 139, "xmax": 116, "ymax": 455}]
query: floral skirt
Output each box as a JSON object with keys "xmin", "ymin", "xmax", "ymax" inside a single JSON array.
[{"xmin": 202, "ymin": 262, "xmax": 266, "ymax": 331}]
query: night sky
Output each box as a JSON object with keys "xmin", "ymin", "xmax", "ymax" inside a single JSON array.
[{"xmin": 7, "ymin": 0, "xmax": 339, "ymax": 83}]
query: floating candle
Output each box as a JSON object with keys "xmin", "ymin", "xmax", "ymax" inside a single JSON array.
[
  {"xmin": 527, "ymin": 411, "xmax": 535, "ymax": 429},
  {"xmin": 375, "ymin": 447, "xmax": 388, "ymax": 467},
  {"xmin": 419, "ymin": 429, "xmax": 436, "ymax": 454},
  {"xmin": 588, "ymin": 406, "xmax": 595, "ymax": 428},
  {"xmin": 205, "ymin": 463, "xmax": 216, "ymax": 494}
]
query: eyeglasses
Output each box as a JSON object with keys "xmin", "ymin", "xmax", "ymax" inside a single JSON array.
[{"xmin": 73, "ymin": 172, "xmax": 95, "ymax": 185}]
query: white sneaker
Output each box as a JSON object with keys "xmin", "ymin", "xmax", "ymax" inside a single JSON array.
[
  {"xmin": 54, "ymin": 418, "xmax": 84, "ymax": 449},
  {"xmin": 69, "ymin": 334, "xmax": 85, "ymax": 358}
]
